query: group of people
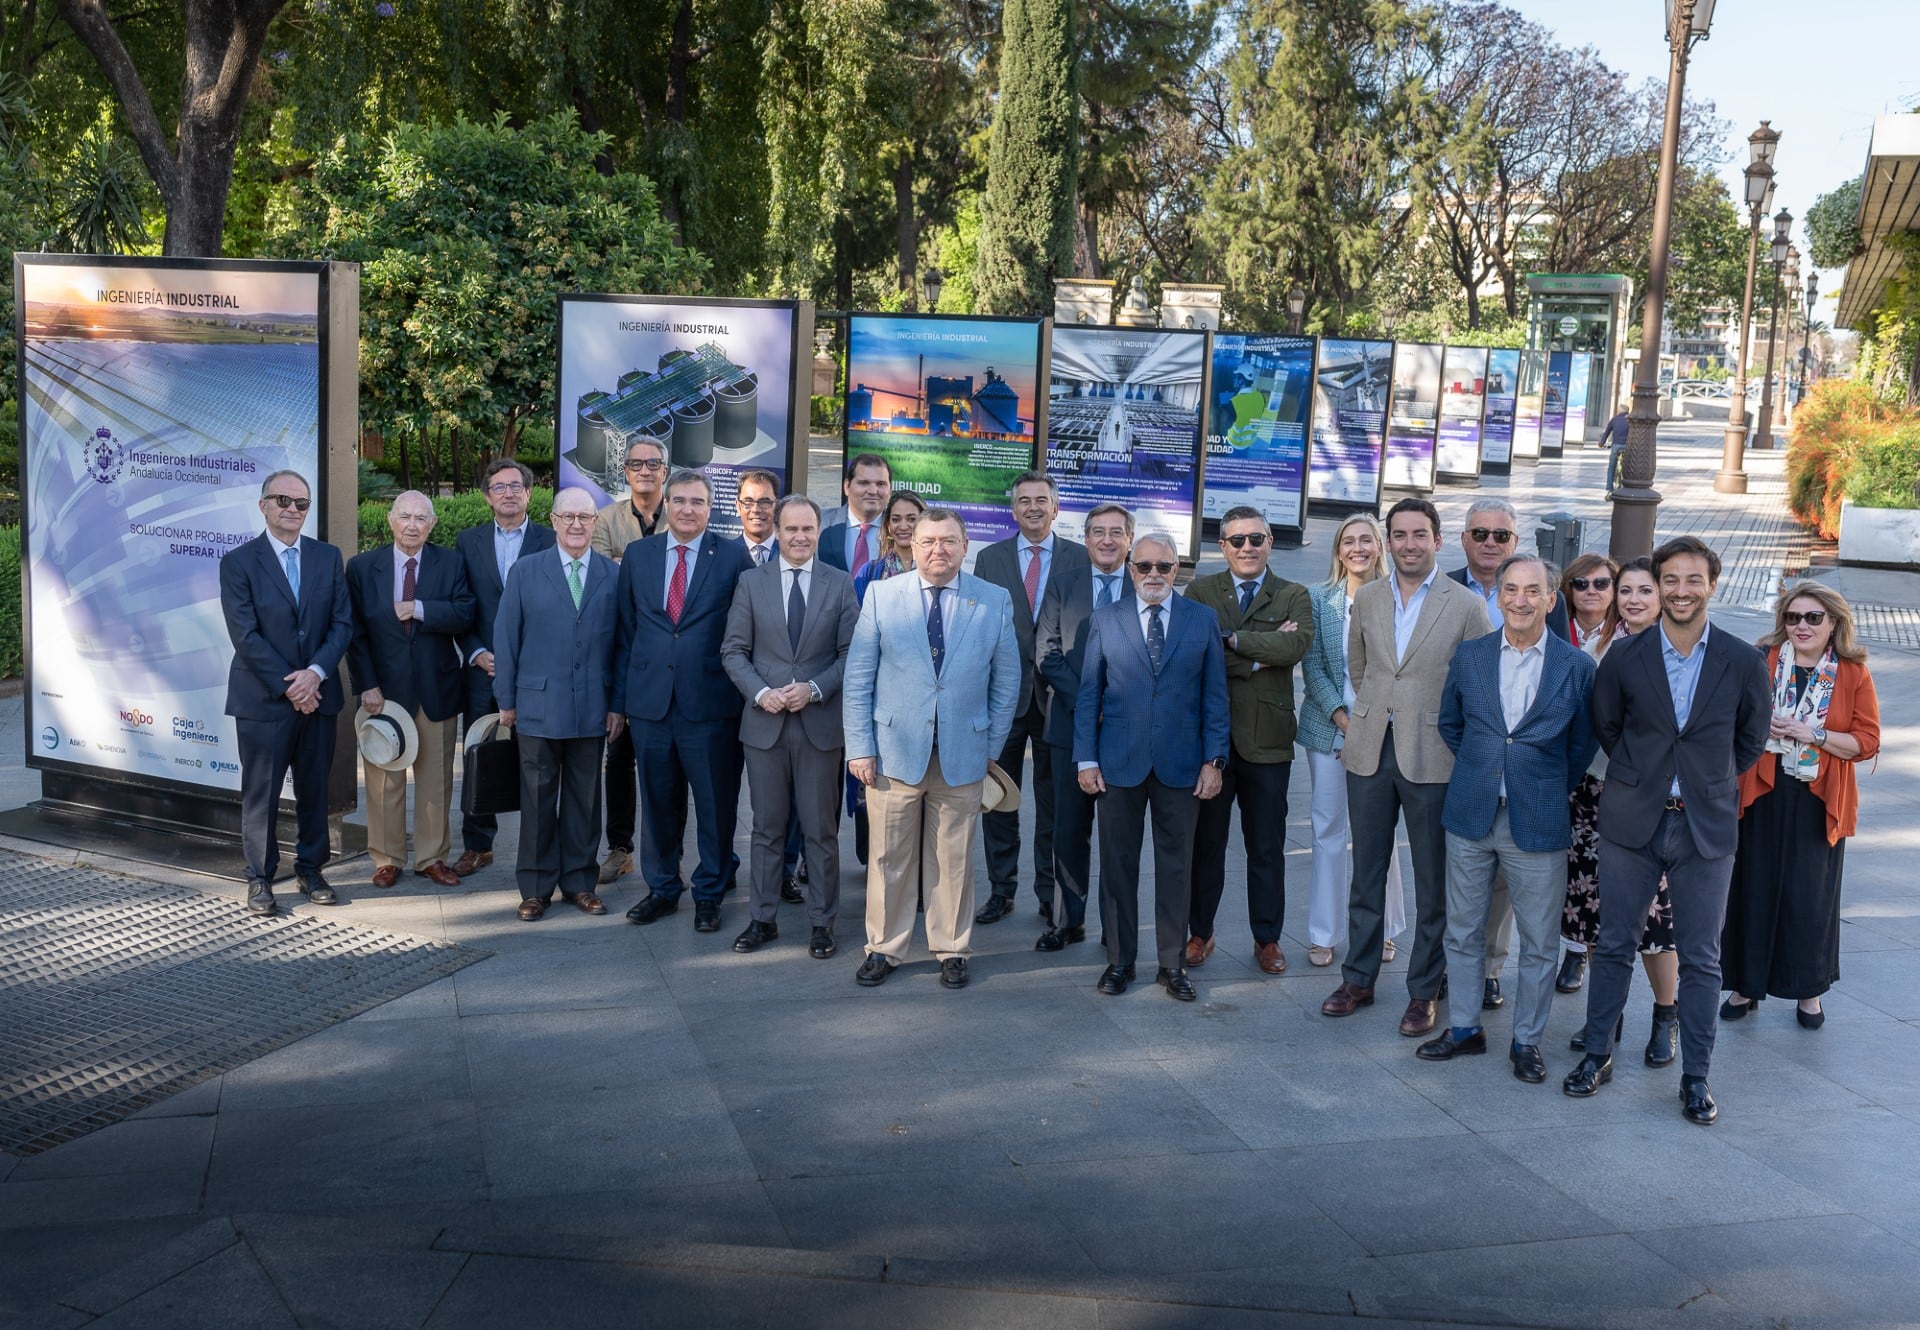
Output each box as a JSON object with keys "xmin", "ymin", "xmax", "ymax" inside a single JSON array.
[{"xmin": 219, "ymin": 455, "xmax": 1879, "ymax": 1124}]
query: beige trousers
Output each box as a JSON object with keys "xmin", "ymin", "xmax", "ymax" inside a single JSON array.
[
  {"xmin": 863, "ymin": 754, "xmax": 982, "ymax": 962},
  {"xmin": 365, "ymin": 706, "xmax": 456, "ymax": 870}
]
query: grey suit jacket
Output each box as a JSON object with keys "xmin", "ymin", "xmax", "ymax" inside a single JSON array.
[
  {"xmin": 973, "ymin": 533, "xmax": 1090, "ymax": 712},
  {"xmin": 721, "ymin": 559, "xmax": 860, "ymax": 753},
  {"xmin": 1343, "ymin": 571, "xmax": 1491, "ymax": 783}
]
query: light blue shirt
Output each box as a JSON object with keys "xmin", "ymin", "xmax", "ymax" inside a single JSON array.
[
  {"xmin": 663, "ymin": 538, "xmax": 699, "ymax": 606},
  {"xmin": 1660, "ymin": 619, "xmax": 1711, "ymax": 797},
  {"xmin": 1391, "ymin": 566, "xmax": 1439, "ymax": 664},
  {"xmin": 1090, "ymin": 568, "xmax": 1125, "ymax": 607},
  {"xmin": 494, "ymin": 522, "xmax": 527, "ymax": 586},
  {"xmin": 1018, "ymin": 534, "xmax": 1055, "ymax": 620},
  {"xmin": 1465, "ymin": 569, "xmax": 1503, "ymax": 630}
]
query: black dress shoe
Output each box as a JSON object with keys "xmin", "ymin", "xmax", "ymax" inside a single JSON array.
[
  {"xmin": 297, "ymin": 872, "xmax": 338, "ymax": 906},
  {"xmin": 1415, "ymin": 1028, "xmax": 1488, "ymax": 1060},
  {"xmin": 732, "ymin": 920, "xmax": 778, "ymax": 953},
  {"xmin": 1680, "ymin": 1077, "xmax": 1718, "ymax": 1125},
  {"xmin": 855, "ymin": 953, "xmax": 895, "ymax": 986},
  {"xmin": 973, "ymin": 894, "xmax": 1016, "ymax": 925},
  {"xmin": 1510, "ymin": 1044, "xmax": 1547, "ymax": 1083},
  {"xmin": 1482, "ymin": 978, "xmax": 1505, "ymax": 1010},
  {"xmin": 1035, "ymin": 925, "xmax": 1086, "ymax": 952},
  {"xmin": 940, "ymin": 957, "xmax": 970, "ymax": 989},
  {"xmin": 1555, "ymin": 950, "xmax": 1588, "ymax": 993},
  {"xmin": 246, "ymin": 881, "xmax": 276, "ymax": 916},
  {"xmin": 1157, "ymin": 967, "xmax": 1197, "ymax": 1002},
  {"xmin": 1797, "ymin": 1003, "xmax": 1825, "ymax": 1030},
  {"xmin": 626, "ymin": 894, "xmax": 678, "ymax": 925},
  {"xmin": 693, "ymin": 902, "xmax": 721, "ymax": 932},
  {"xmin": 780, "ymin": 875, "xmax": 805, "ymax": 905},
  {"xmin": 1096, "ymin": 963, "xmax": 1136, "ymax": 995},
  {"xmin": 1719, "ymin": 994, "xmax": 1760, "ymax": 1020},
  {"xmin": 1562, "ymin": 1054, "xmax": 1613, "ymax": 1097},
  {"xmin": 810, "ymin": 926, "xmax": 836, "ymax": 959},
  {"xmin": 1646, "ymin": 1005, "xmax": 1679, "ymax": 1064},
  {"xmin": 1569, "ymin": 1012, "xmax": 1624, "ymax": 1053}
]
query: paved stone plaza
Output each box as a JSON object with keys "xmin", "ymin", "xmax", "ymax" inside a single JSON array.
[{"xmin": 2, "ymin": 418, "xmax": 1919, "ymax": 1328}]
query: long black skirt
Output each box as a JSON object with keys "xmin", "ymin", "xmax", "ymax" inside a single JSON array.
[{"xmin": 1721, "ymin": 774, "xmax": 1846, "ymax": 1000}]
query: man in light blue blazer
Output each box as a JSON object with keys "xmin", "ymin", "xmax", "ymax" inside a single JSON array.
[
  {"xmin": 843, "ymin": 508, "xmax": 1021, "ymax": 989},
  {"xmin": 492, "ymin": 488, "xmax": 625, "ymax": 921}
]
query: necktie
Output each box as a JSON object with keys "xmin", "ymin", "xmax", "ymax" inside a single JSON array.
[
  {"xmin": 667, "ymin": 544, "xmax": 689, "ymax": 623},
  {"xmin": 1239, "ymin": 580, "xmax": 1257, "ymax": 614},
  {"xmin": 1023, "ymin": 545, "xmax": 1043, "ymax": 615},
  {"xmin": 283, "ymin": 545, "xmax": 300, "ymax": 604},
  {"xmin": 756, "ymin": 543, "xmax": 771, "ymax": 566},
  {"xmin": 927, "ymin": 585, "xmax": 946, "ymax": 676},
  {"xmin": 1096, "ymin": 574, "xmax": 1117, "ymax": 608},
  {"xmin": 1147, "ymin": 603, "xmax": 1165, "ymax": 674},
  {"xmin": 787, "ymin": 568, "xmax": 806, "ymax": 650},
  {"xmin": 853, "ymin": 524, "xmax": 873, "ymax": 576},
  {"xmin": 567, "ymin": 558, "xmax": 583, "ymax": 610},
  {"xmin": 402, "ymin": 555, "xmax": 417, "ymax": 638}
]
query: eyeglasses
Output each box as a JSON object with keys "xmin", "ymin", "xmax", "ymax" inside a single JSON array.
[
  {"xmin": 264, "ymin": 494, "xmax": 311, "ymax": 511},
  {"xmin": 1468, "ymin": 528, "xmax": 1514, "ymax": 544},
  {"xmin": 1568, "ymin": 576, "xmax": 1612, "ymax": 592},
  {"xmin": 553, "ymin": 513, "xmax": 595, "ymax": 525},
  {"xmin": 487, "ymin": 482, "xmax": 527, "ymax": 496},
  {"xmin": 1223, "ymin": 532, "xmax": 1269, "ymax": 550},
  {"xmin": 1782, "ymin": 609, "xmax": 1827, "ymax": 627},
  {"xmin": 1132, "ymin": 560, "xmax": 1176, "ymax": 575},
  {"xmin": 625, "ymin": 457, "xmax": 667, "ymax": 473},
  {"xmin": 738, "ymin": 497, "xmax": 777, "ymax": 510}
]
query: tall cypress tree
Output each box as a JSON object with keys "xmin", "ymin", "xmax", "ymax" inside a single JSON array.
[{"xmin": 975, "ymin": 0, "xmax": 1080, "ymax": 315}]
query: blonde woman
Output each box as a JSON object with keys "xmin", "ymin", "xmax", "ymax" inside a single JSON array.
[{"xmin": 1298, "ymin": 514, "xmax": 1407, "ymax": 966}]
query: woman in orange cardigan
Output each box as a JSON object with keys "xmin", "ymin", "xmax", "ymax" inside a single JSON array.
[{"xmin": 1721, "ymin": 582, "xmax": 1880, "ymax": 1030}]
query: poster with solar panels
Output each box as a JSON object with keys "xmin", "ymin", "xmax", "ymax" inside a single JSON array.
[
  {"xmin": 1308, "ymin": 338, "xmax": 1393, "ymax": 512},
  {"xmin": 15, "ymin": 256, "xmax": 329, "ymax": 795},
  {"xmin": 1541, "ymin": 350, "xmax": 1572, "ymax": 458},
  {"xmin": 1045, "ymin": 326, "xmax": 1207, "ymax": 557},
  {"xmin": 1513, "ymin": 350, "xmax": 1547, "ymax": 465},
  {"xmin": 1435, "ymin": 346, "xmax": 1490, "ymax": 483},
  {"xmin": 1481, "ymin": 348, "xmax": 1520, "ymax": 472},
  {"xmin": 1565, "ymin": 352, "xmax": 1593, "ymax": 444},
  {"xmin": 1201, "ymin": 333, "xmax": 1313, "ymax": 535},
  {"xmin": 556, "ymin": 295, "xmax": 811, "ymax": 541},
  {"xmin": 1384, "ymin": 342, "xmax": 1442, "ymax": 492},
  {"xmin": 844, "ymin": 313, "xmax": 1047, "ymax": 547}
]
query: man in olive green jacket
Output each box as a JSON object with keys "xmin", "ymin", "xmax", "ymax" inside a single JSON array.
[{"xmin": 1183, "ymin": 506, "xmax": 1315, "ymax": 974}]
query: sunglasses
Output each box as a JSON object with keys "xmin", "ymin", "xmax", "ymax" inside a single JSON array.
[
  {"xmin": 1569, "ymin": 576, "xmax": 1612, "ymax": 592},
  {"xmin": 1223, "ymin": 532, "xmax": 1269, "ymax": 550},
  {"xmin": 1132, "ymin": 560, "xmax": 1176, "ymax": 576},
  {"xmin": 265, "ymin": 494, "xmax": 312, "ymax": 511},
  {"xmin": 1468, "ymin": 527, "xmax": 1514, "ymax": 544},
  {"xmin": 1783, "ymin": 609, "xmax": 1827, "ymax": 627}
]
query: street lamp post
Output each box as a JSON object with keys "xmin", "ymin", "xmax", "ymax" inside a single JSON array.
[
  {"xmin": 1287, "ymin": 282, "xmax": 1306, "ymax": 336},
  {"xmin": 1752, "ymin": 211, "xmax": 1793, "ymax": 451},
  {"xmin": 1799, "ymin": 271, "xmax": 1819, "ymax": 403},
  {"xmin": 921, "ymin": 267, "xmax": 944, "ymax": 313},
  {"xmin": 1714, "ymin": 121, "xmax": 1779, "ymax": 494},
  {"xmin": 1611, "ymin": 0, "xmax": 1717, "ymax": 560}
]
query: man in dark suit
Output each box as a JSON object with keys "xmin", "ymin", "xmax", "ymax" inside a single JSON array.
[
  {"xmin": 972, "ymin": 471, "xmax": 1090, "ymax": 926},
  {"xmin": 1034, "ymin": 502, "xmax": 1134, "ymax": 952},
  {"xmin": 735, "ymin": 468, "xmax": 781, "ymax": 568},
  {"xmin": 220, "ymin": 470, "xmax": 353, "ymax": 916},
  {"xmin": 721, "ymin": 495, "xmax": 860, "ymax": 958},
  {"xmin": 1183, "ymin": 505, "xmax": 1314, "ymax": 974},
  {"xmin": 817, "ymin": 453, "xmax": 892, "ymax": 574},
  {"xmin": 1564, "ymin": 535, "xmax": 1770, "ymax": 1125},
  {"xmin": 490, "ymin": 487, "xmax": 623, "ymax": 920},
  {"xmin": 346, "ymin": 490, "xmax": 476, "ymax": 889},
  {"xmin": 453, "ymin": 457, "xmax": 556, "ymax": 878},
  {"xmin": 1420, "ymin": 554, "xmax": 1596, "ymax": 1083},
  {"xmin": 613, "ymin": 469, "xmax": 753, "ymax": 933},
  {"xmin": 1074, "ymin": 535, "xmax": 1230, "ymax": 1002}
]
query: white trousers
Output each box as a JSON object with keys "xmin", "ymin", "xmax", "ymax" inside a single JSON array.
[{"xmin": 1306, "ymin": 746, "xmax": 1406, "ymax": 948}]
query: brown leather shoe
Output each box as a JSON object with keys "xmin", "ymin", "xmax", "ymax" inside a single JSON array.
[
  {"xmin": 572, "ymin": 891, "xmax": 608, "ymax": 915},
  {"xmin": 1184, "ymin": 935, "xmax": 1216, "ymax": 967},
  {"xmin": 518, "ymin": 898, "xmax": 548, "ymax": 921},
  {"xmin": 370, "ymin": 864, "xmax": 401, "ymax": 888},
  {"xmin": 1321, "ymin": 982, "xmax": 1374, "ymax": 1017},
  {"xmin": 452, "ymin": 850, "xmax": 493, "ymax": 877},
  {"xmin": 1256, "ymin": 941, "xmax": 1288, "ymax": 975},
  {"xmin": 1399, "ymin": 997, "xmax": 1438, "ymax": 1037},
  {"xmin": 417, "ymin": 861, "xmax": 460, "ymax": 887}
]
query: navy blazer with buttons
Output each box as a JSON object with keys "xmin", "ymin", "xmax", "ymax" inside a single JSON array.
[
  {"xmin": 1073, "ymin": 593, "xmax": 1230, "ymax": 789},
  {"xmin": 611, "ymin": 529, "xmax": 752, "ymax": 724},
  {"xmin": 221, "ymin": 532, "xmax": 353, "ymax": 721},
  {"xmin": 345, "ymin": 543, "xmax": 475, "ymax": 723}
]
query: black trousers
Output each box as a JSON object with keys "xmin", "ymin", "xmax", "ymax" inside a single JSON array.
[
  {"xmin": 603, "ymin": 723, "xmax": 636, "ymax": 853},
  {"xmin": 1344, "ymin": 729, "xmax": 1448, "ymax": 999},
  {"xmin": 517, "ymin": 734, "xmax": 605, "ymax": 902},
  {"xmin": 1047, "ymin": 741, "xmax": 1091, "ymax": 930},
  {"xmin": 1097, "ymin": 775, "xmax": 1199, "ymax": 972},
  {"xmin": 460, "ymin": 666, "xmax": 499, "ymax": 853},
  {"xmin": 236, "ymin": 710, "xmax": 335, "ymax": 886},
  {"xmin": 1188, "ymin": 752, "xmax": 1291, "ymax": 945},
  {"xmin": 983, "ymin": 699, "xmax": 1055, "ymax": 903}
]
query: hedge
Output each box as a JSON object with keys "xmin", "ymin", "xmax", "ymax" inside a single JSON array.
[
  {"xmin": 357, "ymin": 488, "xmax": 556, "ymax": 551},
  {"xmin": 0, "ymin": 525, "xmax": 18, "ymax": 678},
  {"xmin": 1785, "ymin": 381, "xmax": 1920, "ymax": 539}
]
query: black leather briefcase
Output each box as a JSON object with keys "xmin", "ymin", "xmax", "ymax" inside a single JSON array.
[{"xmin": 461, "ymin": 728, "xmax": 520, "ymax": 816}]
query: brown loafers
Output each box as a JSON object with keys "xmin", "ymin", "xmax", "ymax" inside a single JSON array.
[
  {"xmin": 416, "ymin": 861, "xmax": 460, "ymax": 887},
  {"xmin": 1183, "ymin": 935, "xmax": 1216, "ymax": 967},
  {"xmin": 370, "ymin": 865, "xmax": 401, "ymax": 888},
  {"xmin": 572, "ymin": 891, "xmax": 608, "ymax": 915},
  {"xmin": 1256, "ymin": 942, "xmax": 1288, "ymax": 975},
  {"xmin": 452, "ymin": 850, "xmax": 493, "ymax": 877},
  {"xmin": 518, "ymin": 898, "xmax": 548, "ymax": 921},
  {"xmin": 1399, "ymin": 997, "xmax": 1438, "ymax": 1037},
  {"xmin": 1321, "ymin": 981, "xmax": 1374, "ymax": 1017}
]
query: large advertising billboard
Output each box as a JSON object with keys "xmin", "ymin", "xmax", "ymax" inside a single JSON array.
[
  {"xmin": 1045, "ymin": 325, "xmax": 1207, "ymax": 557},
  {"xmin": 1383, "ymin": 342, "xmax": 1442, "ymax": 492},
  {"xmin": 1541, "ymin": 350, "xmax": 1571, "ymax": 458},
  {"xmin": 1435, "ymin": 345, "xmax": 1490, "ymax": 481},
  {"xmin": 1202, "ymin": 333, "xmax": 1313, "ymax": 532},
  {"xmin": 1481, "ymin": 348, "xmax": 1520, "ymax": 471},
  {"xmin": 845, "ymin": 314, "xmax": 1046, "ymax": 547},
  {"xmin": 1565, "ymin": 352, "xmax": 1593, "ymax": 444},
  {"xmin": 1513, "ymin": 350, "xmax": 1546, "ymax": 464},
  {"xmin": 16, "ymin": 256, "xmax": 327, "ymax": 797},
  {"xmin": 1308, "ymin": 338, "xmax": 1392, "ymax": 510},
  {"xmin": 556, "ymin": 295, "xmax": 810, "ymax": 541}
]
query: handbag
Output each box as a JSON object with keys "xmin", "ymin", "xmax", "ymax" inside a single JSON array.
[{"xmin": 461, "ymin": 721, "xmax": 520, "ymax": 816}]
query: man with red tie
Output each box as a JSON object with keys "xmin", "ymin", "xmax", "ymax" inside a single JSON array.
[{"xmin": 818, "ymin": 454, "xmax": 892, "ymax": 577}]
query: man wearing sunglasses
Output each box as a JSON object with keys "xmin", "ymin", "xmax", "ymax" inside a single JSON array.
[
  {"xmin": 221, "ymin": 471, "xmax": 354, "ymax": 916},
  {"xmin": 1074, "ymin": 536, "xmax": 1230, "ymax": 1002},
  {"xmin": 1183, "ymin": 508, "xmax": 1314, "ymax": 975}
]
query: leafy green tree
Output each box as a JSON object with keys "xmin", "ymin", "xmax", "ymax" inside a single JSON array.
[
  {"xmin": 974, "ymin": 0, "xmax": 1079, "ymax": 314},
  {"xmin": 1660, "ymin": 169, "xmax": 1749, "ymax": 339},
  {"xmin": 1805, "ymin": 175, "xmax": 1864, "ymax": 271}
]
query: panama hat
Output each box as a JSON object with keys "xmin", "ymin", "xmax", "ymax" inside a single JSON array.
[
  {"xmin": 463, "ymin": 711, "xmax": 514, "ymax": 750},
  {"xmin": 979, "ymin": 760, "xmax": 1021, "ymax": 813},
  {"xmin": 354, "ymin": 705, "xmax": 419, "ymax": 772}
]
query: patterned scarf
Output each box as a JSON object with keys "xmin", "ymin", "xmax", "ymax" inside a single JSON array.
[{"xmin": 1767, "ymin": 646, "xmax": 1838, "ymax": 783}]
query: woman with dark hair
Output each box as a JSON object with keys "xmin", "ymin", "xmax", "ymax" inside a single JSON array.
[
  {"xmin": 1721, "ymin": 582, "xmax": 1880, "ymax": 1029},
  {"xmin": 1561, "ymin": 552, "xmax": 1620, "ymax": 650},
  {"xmin": 853, "ymin": 489, "xmax": 926, "ymax": 603}
]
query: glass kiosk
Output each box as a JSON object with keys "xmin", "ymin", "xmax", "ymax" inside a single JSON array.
[{"xmin": 1522, "ymin": 274, "xmax": 1633, "ymax": 445}]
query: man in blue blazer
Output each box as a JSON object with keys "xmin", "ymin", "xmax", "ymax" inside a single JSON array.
[
  {"xmin": 1074, "ymin": 535, "xmax": 1230, "ymax": 1002},
  {"xmin": 843, "ymin": 508, "xmax": 1021, "ymax": 989},
  {"xmin": 220, "ymin": 470, "xmax": 353, "ymax": 916},
  {"xmin": 1420, "ymin": 554, "xmax": 1597, "ymax": 1083},
  {"xmin": 453, "ymin": 458, "xmax": 555, "ymax": 878},
  {"xmin": 612, "ymin": 469, "xmax": 754, "ymax": 933},
  {"xmin": 346, "ymin": 491, "xmax": 476, "ymax": 889},
  {"xmin": 492, "ymin": 488, "xmax": 623, "ymax": 920}
]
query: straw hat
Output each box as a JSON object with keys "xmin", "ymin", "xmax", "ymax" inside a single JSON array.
[
  {"xmin": 463, "ymin": 712, "xmax": 513, "ymax": 750},
  {"xmin": 354, "ymin": 705, "xmax": 419, "ymax": 772},
  {"xmin": 979, "ymin": 760, "xmax": 1021, "ymax": 813}
]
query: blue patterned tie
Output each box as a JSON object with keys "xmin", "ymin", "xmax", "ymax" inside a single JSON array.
[
  {"xmin": 1239, "ymin": 579, "xmax": 1257, "ymax": 614},
  {"xmin": 1147, "ymin": 603, "xmax": 1165, "ymax": 674},
  {"xmin": 927, "ymin": 585, "xmax": 946, "ymax": 676},
  {"xmin": 1096, "ymin": 574, "xmax": 1116, "ymax": 608}
]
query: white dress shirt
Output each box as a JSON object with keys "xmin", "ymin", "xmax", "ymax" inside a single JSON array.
[{"xmin": 1497, "ymin": 630, "xmax": 1546, "ymax": 796}]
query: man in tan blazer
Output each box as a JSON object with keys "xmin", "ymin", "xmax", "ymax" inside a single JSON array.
[{"xmin": 1322, "ymin": 497, "xmax": 1491, "ymax": 1036}]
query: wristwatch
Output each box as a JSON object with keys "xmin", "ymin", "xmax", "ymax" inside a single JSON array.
[
  {"xmin": 1209, "ymin": 758, "xmax": 1227, "ymax": 771},
  {"xmin": 1812, "ymin": 726, "xmax": 1828, "ymax": 748}
]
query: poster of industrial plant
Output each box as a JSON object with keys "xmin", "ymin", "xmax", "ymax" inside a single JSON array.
[
  {"xmin": 1541, "ymin": 350, "xmax": 1572, "ymax": 457},
  {"xmin": 1481, "ymin": 348, "xmax": 1521, "ymax": 469},
  {"xmin": 1383, "ymin": 341, "xmax": 1442, "ymax": 492},
  {"xmin": 1203, "ymin": 333, "xmax": 1313, "ymax": 533},
  {"xmin": 844, "ymin": 314, "xmax": 1045, "ymax": 547},
  {"xmin": 1045, "ymin": 326, "xmax": 1206, "ymax": 556},
  {"xmin": 555, "ymin": 295, "xmax": 807, "ymax": 540},
  {"xmin": 1435, "ymin": 345, "xmax": 1490, "ymax": 480},
  {"xmin": 1308, "ymin": 338, "xmax": 1393, "ymax": 510}
]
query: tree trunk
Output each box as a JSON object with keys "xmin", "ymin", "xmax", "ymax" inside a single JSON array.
[
  {"xmin": 894, "ymin": 157, "xmax": 917, "ymax": 303},
  {"xmin": 1074, "ymin": 195, "xmax": 1101, "ymax": 279},
  {"xmin": 833, "ymin": 211, "xmax": 853, "ymax": 311},
  {"xmin": 659, "ymin": 0, "xmax": 699, "ymax": 240}
]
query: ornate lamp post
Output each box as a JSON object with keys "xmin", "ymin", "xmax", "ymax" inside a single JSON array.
[
  {"xmin": 1287, "ymin": 282, "xmax": 1307, "ymax": 335},
  {"xmin": 1714, "ymin": 121, "xmax": 1779, "ymax": 494},
  {"xmin": 921, "ymin": 267, "xmax": 944, "ymax": 312},
  {"xmin": 1611, "ymin": 0, "xmax": 1718, "ymax": 559},
  {"xmin": 1799, "ymin": 271, "xmax": 1819, "ymax": 403},
  {"xmin": 1752, "ymin": 211, "xmax": 1793, "ymax": 451}
]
